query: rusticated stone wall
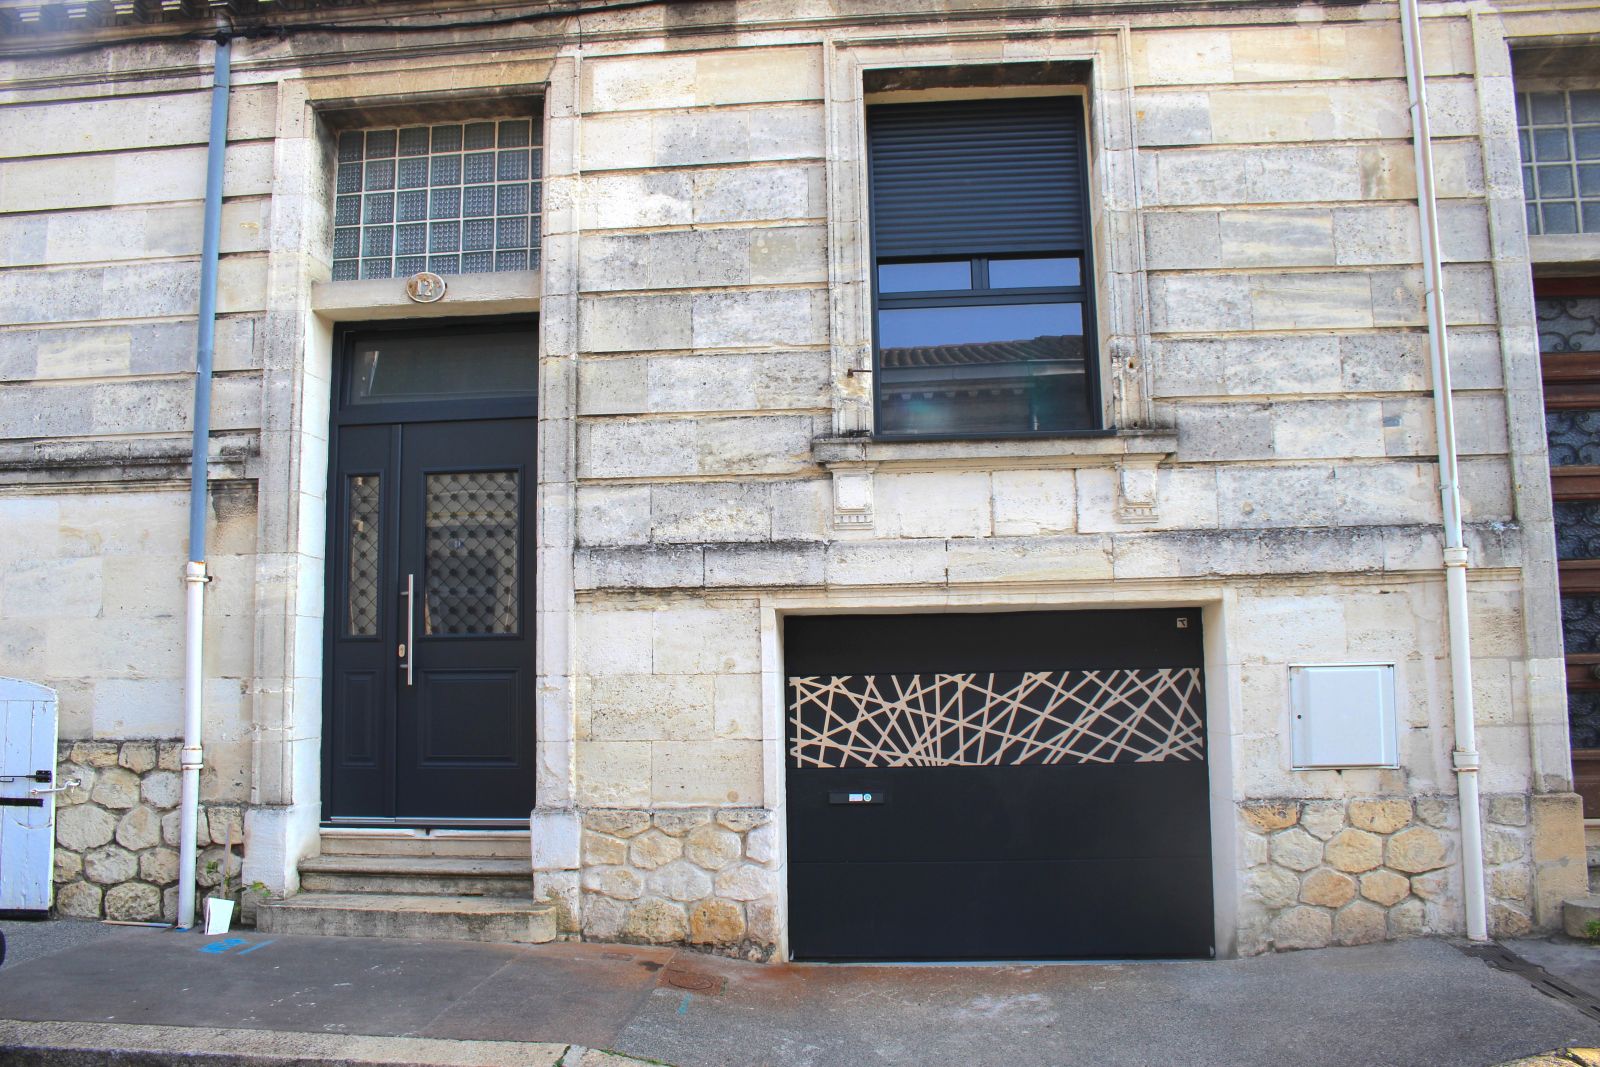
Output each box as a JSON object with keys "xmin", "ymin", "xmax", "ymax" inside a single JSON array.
[
  {"xmin": 578, "ymin": 808, "xmax": 779, "ymax": 961},
  {"xmin": 1238, "ymin": 795, "xmax": 1538, "ymax": 954},
  {"xmin": 52, "ymin": 740, "xmax": 245, "ymax": 922}
]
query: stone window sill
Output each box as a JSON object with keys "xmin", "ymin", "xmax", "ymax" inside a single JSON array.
[
  {"xmin": 311, "ymin": 269, "xmax": 541, "ymax": 322},
  {"xmin": 812, "ymin": 428, "xmax": 1177, "ymax": 529},
  {"xmin": 811, "ymin": 428, "xmax": 1177, "ymax": 471}
]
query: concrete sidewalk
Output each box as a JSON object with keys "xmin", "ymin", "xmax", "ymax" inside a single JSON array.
[{"xmin": 2, "ymin": 921, "xmax": 1599, "ymax": 1066}]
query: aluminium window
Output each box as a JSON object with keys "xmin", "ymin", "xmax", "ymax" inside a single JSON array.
[
  {"xmin": 332, "ymin": 119, "xmax": 542, "ymax": 282},
  {"xmin": 868, "ymin": 97, "xmax": 1098, "ymax": 438}
]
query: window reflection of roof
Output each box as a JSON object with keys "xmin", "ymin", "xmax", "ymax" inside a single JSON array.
[{"xmin": 878, "ymin": 335, "xmax": 1083, "ymax": 367}]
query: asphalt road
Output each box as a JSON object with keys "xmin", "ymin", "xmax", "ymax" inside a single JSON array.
[{"xmin": 0, "ymin": 920, "xmax": 1596, "ymax": 1066}]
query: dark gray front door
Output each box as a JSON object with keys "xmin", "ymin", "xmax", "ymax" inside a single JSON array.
[{"xmin": 323, "ymin": 322, "xmax": 537, "ymax": 824}]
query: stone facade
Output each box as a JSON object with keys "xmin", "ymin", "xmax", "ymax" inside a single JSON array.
[
  {"xmin": 52, "ymin": 740, "xmax": 245, "ymax": 922},
  {"xmin": 0, "ymin": 0, "xmax": 1596, "ymax": 959},
  {"xmin": 576, "ymin": 809, "xmax": 779, "ymax": 961}
]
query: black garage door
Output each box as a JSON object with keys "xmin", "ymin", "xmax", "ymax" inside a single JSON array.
[{"xmin": 785, "ymin": 609, "xmax": 1212, "ymax": 961}]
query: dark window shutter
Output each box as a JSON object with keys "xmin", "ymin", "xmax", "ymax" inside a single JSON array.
[{"xmin": 867, "ymin": 97, "xmax": 1088, "ymax": 259}]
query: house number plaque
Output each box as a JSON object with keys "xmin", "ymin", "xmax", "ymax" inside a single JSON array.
[{"xmin": 405, "ymin": 272, "xmax": 447, "ymax": 303}]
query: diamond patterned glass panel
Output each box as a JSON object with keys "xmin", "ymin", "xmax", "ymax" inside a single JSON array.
[
  {"xmin": 347, "ymin": 475, "xmax": 381, "ymax": 637},
  {"xmin": 331, "ymin": 117, "xmax": 542, "ymax": 279},
  {"xmin": 424, "ymin": 471, "xmax": 520, "ymax": 636},
  {"xmin": 1517, "ymin": 90, "xmax": 1600, "ymax": 234}
]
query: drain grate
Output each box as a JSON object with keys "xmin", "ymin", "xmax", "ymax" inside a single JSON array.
[{"xmin": 1457, "ymin": 942, "xmax": 1600, "ymax": 1023}]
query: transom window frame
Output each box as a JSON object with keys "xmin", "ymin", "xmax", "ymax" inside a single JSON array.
[{"xmin": 821, "ymin": 37, "xmax": 1155, "ymax": 444}]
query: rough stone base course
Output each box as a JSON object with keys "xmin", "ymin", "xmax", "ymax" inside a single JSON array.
[
  {"xmin": 579, "ymin": 807, "xmax": 778, "ymax": 961},
  {"xmin": 51, "ymin": 740, "xmax": 245, "ymax": 923},
  {"xmin": 1239, "ymin": 794, "xmax": 1535, "ymax": 954}
]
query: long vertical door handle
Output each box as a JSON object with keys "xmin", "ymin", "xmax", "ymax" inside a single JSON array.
[{"xmin": 402, "ymin": 572, "xmax": 415, "ymax": 686}]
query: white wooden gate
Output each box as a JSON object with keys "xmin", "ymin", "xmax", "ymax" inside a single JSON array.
[{"xmin": 0, "ymin": 679, "xmax": 61, "ymax": 914}]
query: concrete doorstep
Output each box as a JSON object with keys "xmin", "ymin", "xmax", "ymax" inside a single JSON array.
[{"xmin": 0, "ymin": 1020, "xmax": 665, "ymax": 1067}]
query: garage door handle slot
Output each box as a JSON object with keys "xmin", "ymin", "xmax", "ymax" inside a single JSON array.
[{"xmin": 829, "ymin": 791, "xmax": 888, "ymax": 805}]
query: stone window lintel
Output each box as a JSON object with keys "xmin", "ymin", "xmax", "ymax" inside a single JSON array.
[{"xmin": 310, "ymin": 269, "xmax": 541, "ymax": 322}]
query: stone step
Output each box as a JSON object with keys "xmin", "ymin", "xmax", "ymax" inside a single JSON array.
[
  {"xmin": 1564, "ymin": 894, "xmax": 1600, "ymax": 939},
  {"xmin": 257, "ymin": 892, "xmax": 557, "ymax": 944},
  {"xmin": 317, "ymin": 829, "xmax": 531, "ymax": 860},
  {"xmin": 298, "ymin": 854, "xmax": 532, "ymax": 897}
]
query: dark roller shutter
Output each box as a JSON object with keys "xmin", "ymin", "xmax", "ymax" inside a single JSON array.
[{"xmin": 868, "ymin": 97, "xmax": 1088, "ymax": 258}]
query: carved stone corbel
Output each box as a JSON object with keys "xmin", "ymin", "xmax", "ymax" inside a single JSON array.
[
  {"xmin": 1116, "ymin": 457, "xmax": 1162, "ymax": 524},
  {"xmin": 829, "ymin": 466, "xmax": 875, "ymax": 530}
]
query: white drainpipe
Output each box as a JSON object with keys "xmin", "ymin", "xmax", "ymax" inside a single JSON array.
[
  {"xmin": 1399, "ymin": 0, "xmax": 1488, "ymax": 942},
  {"xmin": 178, "ymin": 35, "xmax": 232, "ymax": 932}
]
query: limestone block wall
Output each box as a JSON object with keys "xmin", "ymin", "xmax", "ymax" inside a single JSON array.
[
  {"xmin": 578, "ymin": 808, "xmax": 778, "ymax": 961},
  {"xmin": 52, "ymin": 740, "xmax": 246, "ymax": 922},
  {"xmin": 2, "ymin": 0, "xmax": 1591, "ymax": 957},
  {"xmin": 0, "ymin": 39, "xmax": 268, "ymax": 762},
  {"xmin": 559, "ymin": 4, "xmax": 1577, "ymax": 954}
]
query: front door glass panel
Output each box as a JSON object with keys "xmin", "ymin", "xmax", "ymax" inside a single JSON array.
[
  {"xmin": 347, "ymin": 475, "xmax": 382, "ymax": 637},
  {"xmin": 423, "ymin": 470, "xmax": 521, "ymax": 636},
  {"xmin": 349, "ymin": 332, "xmax": 535, "ymax": 404}
]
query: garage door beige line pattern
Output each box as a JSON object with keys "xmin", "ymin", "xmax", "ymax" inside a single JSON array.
[{"xmin": 788, "ymin": 668, "xmax": 1205, "ymax": 768}]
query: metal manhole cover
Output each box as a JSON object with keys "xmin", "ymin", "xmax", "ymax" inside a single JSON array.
[{"xmin": 662, "ymin": 967, "xmax": 725, "ymax": 994}]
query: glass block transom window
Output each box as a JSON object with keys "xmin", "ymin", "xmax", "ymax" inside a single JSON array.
[
  {"xmin": 1517, "ymin": 90, "xmax": 1600, "ymax": 236},
  {"xmin": 333, "ymin": 119, "xmax": 542, "ymax": 282}
]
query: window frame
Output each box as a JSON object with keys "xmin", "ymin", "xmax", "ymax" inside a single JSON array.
[{"xmin": 866, "ymin": 95, "xmax": 1106, "ymax": 442}]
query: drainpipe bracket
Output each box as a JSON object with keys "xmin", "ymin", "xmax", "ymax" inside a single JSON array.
[
  {"xmin": 1442, "ymin": 546, "xmax": 1470, "ymax": 568},
  {"xmin": 1452, "ymin": 749, "xmax": 1481, "ymax": 772}
]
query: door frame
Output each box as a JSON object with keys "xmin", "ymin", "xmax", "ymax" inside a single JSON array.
[{"xmin": 320, "ymin": 315, "xmax": 539, "ymax": 829}]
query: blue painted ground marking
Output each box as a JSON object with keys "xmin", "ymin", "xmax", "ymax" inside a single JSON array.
[
  {"xmin": 236, "ymin": 940, "xmax": 275, "ymax": 956},
  {"xmin": 200, "ymin": 938, "xmax": 246, "ymax": 954},
  {"xmin": 677, "ymin": 994, "xmax": 691, "ymax": 1015}
]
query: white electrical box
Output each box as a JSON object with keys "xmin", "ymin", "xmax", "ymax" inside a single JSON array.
[{"xmin": 1290, "ymin": 664, "xmax": 1397, "ymax": 769}]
